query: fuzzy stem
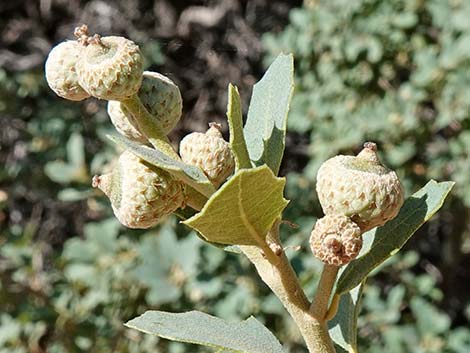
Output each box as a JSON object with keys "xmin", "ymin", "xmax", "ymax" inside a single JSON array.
[
  {"xmin": 120, "ymin": 94, "xmax": 180, "ymax": 159},
  {"xmin": 184, "ymin": 208, "xmax": 336, "ymax": 351},
  {"xmin": 179, "ymin": 176, "xmax": 336, "ymax": 351},
  {"xmin": 240, "ymin": 245, "xmax": 336, "ymax": 353},
  {"xmin": 310, "ymin": 264, "xmax": 340, "ymax": 321}
]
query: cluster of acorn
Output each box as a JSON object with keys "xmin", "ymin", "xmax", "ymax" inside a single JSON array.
[
  {"xmin": 310, "ymin": 142, "xmax": 404, "ymax": 266},
  {"xmin": 45, "ymin": 26, "xmax": 405, "ymax": 261},
  {"xmin": 45, "ymin": 25, "xmax": 234, "ymax": 229}
]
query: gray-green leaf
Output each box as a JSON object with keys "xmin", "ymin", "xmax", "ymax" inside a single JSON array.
[
  {"xmin": 336, "ymin": 180, "xmax": 454, "ymax": 295},
  {"xmin": 243, "ymin": 53, "xmax": 294, "ymax": 175},
  {"xmin": 227, "ymin": 84, "xmax": 252, "ymax": 170},
  {"xmin": 108, "ymin": 134, "xmax": 215, "ymax": 197},
  {"xmin": 329, "ymin": 284, "xmax": 364, "ymax": 353},
  {"xmin": 183, "ymin": 165, "xmax": 289, "ymax": 247},
  {"xmin": 125, "ymin": 310, "xmax": 284, "ymax": 353}
]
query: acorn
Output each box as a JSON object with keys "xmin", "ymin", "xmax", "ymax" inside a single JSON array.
[
  {"xmin": 107, "ymin": 100, "xmax": 147, "ymax": 143},
  {"xmin": 106, "ymin": 71, "xmax": 182, "ymax": 140},
  {"xmin": 138, "ymin": 71, "xmax": 182, "ymax": 133},
  {"xmin": 45, "ymin": 40, "xmax": 90, "ymax": 101},
  {"xmin": 179, "ymin": 123, "xmax": 235, "ymax": 187},
  {"xmin": 316, "ymin": 142, "xmax": 404, "ymax": 231},
  {"xmin": 310, "ymin": 215, "xmax": 362, "ymax": 266},
  {"xmin": 74, "ymin": 25, "xmax": 143, "ymax": 100},
  {"xmin": 92, "ymin": 150, "xmax": 185, "ymax": 229}
]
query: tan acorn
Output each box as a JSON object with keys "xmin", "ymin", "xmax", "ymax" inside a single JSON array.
[
  {"xmin": 92, "ymin": 150, "xmax": 185, "ymax": 229},
  {"xmin": 74, "ymin": 25, "xmax": 143, "ymax": 100},
  {"xmin": 45, "ymin": 40, "xmax": 90, "ymax": 101},
  {"xmin": 107, "ymin": 71, "xmax": 182, "ymax": 140},
  {"xmin": 107, "ymin": 100, "xmax": 147, "ymax": 143},
  {"xmin": 179, "ymin": 123, "xmax": 235, "ymax": 187},
  {"xmin": 316, "ymin": 142, "xmax": 404, "ymax": 231},
  {"xmin": 310, "ymin": 214, "xmax": 362, "ymax": 266}
]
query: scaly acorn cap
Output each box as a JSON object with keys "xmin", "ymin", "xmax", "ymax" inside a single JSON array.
[
  {"xmin": 75, "ymin": 25, "xmax": 143, "ymax": 100},
  {"xmin": 310, "ymin": 214, "xmax": 362, "ymax": 266},
  {"xmin": 92, "ymin": 150, "xmax": 185, "ymax": 229},
  {"xmin": 138, "ymin": 71, "xmax": 182, "ymax": 133},
  {"xmin": 316, "ymin": 142, "xmax": 404, "ymax": 231},
  {"xmin": 107, "ymin": 71, "xmax": 182, "ymax": 140},
  {"xmin": 179, "ymin": 123, "xmax": 235, "ymax": 187},
  {"xmin": 45, "ymin": 40, "xmax": 90, "ymax": 101}
]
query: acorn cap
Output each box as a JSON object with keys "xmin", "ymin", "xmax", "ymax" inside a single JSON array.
[
  {"xmin": 316, "ymin": 142, "xmax": 404, "ymax": 231},
  {"xmin": 179, "ymin": 123, "xmax": 235, "ymax": 187},
  {"xmin": 45, "ymin": 40, "xmax": 90, "ymax": 101},
  {"xmin": 93, "ymin": 150, "xmax": 185, "ymax": 229},
  {"xmin": 310, "ymin": 214, "xmax": 362, "ymax": 266},
  {"xmin": 76, "ymin": 29, "xmax": 143, "ymax": 100},
  {"xmin": 138, "ymin": 71, "xmax": 182, "ymax": 134}
]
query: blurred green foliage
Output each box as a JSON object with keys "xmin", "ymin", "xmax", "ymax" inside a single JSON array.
[
  {"xmin": 1, "ymin": 0, "xmax": 469, "ymax": 352},
  {"xmin": 263, "ymin": 0, "xmax": 470, "ymax": 205},
  {"xmin": 263, "ymin": 0, "xmax": 470, "ymax": 350}
]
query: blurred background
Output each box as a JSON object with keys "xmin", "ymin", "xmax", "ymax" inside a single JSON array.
[{"xmin": 1, "ymin": 0, "xmax": 469, "ymax": 352}]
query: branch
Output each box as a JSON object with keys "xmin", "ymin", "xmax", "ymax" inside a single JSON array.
[{"xmin": 239, "ymin": 229, "xmax": 336, "ymax": 353}]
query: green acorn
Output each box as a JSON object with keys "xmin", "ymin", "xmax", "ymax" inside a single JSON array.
[
  {"xmin": 316, "ymin": 142, "xmax": 404, "ymax": 231},
  {"xmin": 45, "ymin": 40, "xmax": 90, "ymax": 101},
  {"xmin": 107, "ymin": 100, "xmax": 147, "ymax": 143},
  {"xmin": 74, "ymin": 25, "xmax": 143, "ymax": 100},
  {"xmin": 92, "ymin": 150, "xmax": 185, "ymax": 229},
  {"xmin": 179, "ymin": 123, "xmax": 235, "ymax": 187},
  {"xmin": 138, "ymin": 71, "xmax": 182, "ymax": 133},
  {"xmin": 107, "ymin": 71, "xmax": 182, "ymax": 140}
]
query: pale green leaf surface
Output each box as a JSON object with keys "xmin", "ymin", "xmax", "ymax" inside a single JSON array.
[
  {"xmin": 58, "ymin": 188, "xmax": 93, "ymax": 202},
  {"xmin": 243, "ymin": 53, "xmax": 294, "ymax": 175},
  {"xmin": 329, "ymin": 284, "xmax": 364, "ymax": 353},
  {"xmin": 67, "ymin": 132, "xmax": 85, "ymax": 167},
  {"xmin": 133, "ymin": 226, "xmax": 200, "ymax": 305},
  {"xmin": 336, "ymin": 180, "xmax": 454, "ymax": 295},
  {"xmin": 44, "ymin": 162, "xmax": 82, "ymax": 184},
  {"xmin": 183, "ymin": 165, "xmax": 288, "ymax": 246},
  {"xmin": 227, "ymin": 84, "xmax": 252, "ymax": 170},
  {"xmin": 125, "ymin": 310, "xmax": 284, "ymax": 353},
  {"xmin": 108, "ymin": 134, "xmax": 215, "ymax": 197}
]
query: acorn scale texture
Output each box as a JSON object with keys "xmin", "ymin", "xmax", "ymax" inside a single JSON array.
[
  {"xmin": 316, "ymin": 143, "xmax": 404, "ymax": 231},
  {"xmin": 179, "ymin": 123, "xmax": 235, "ymax": 187},
  {"xmin": 45, "ymin": 41, "xmax": 90, "ymax": 101},
  {"xmin": 310, "ymin": 214, "xmax": 363, "ymax": 266},
  {"xmin": 92, "ymin": 150, "xmax": 185, "ymax": 229},
  {"xmin": 76, "ymin": 36, "xmax": 143, "ymax": 100},
  {"xmin": 138, "ymin": 71, "xmax": 182, "ymax": 133},
  {"xmin": 106, "ymin": 71, "xmax": 182, "ymax": 140}
]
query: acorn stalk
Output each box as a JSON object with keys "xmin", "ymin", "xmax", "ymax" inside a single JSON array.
[
  {"xmin": 107, "ymin": 71, "xmax": 183, "ymax": 142},
  {"xmin": 119, "ymin": 93, "xmax": 180, "ymax": 159}
]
